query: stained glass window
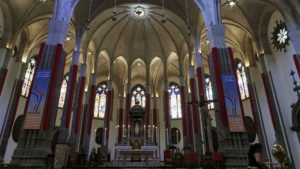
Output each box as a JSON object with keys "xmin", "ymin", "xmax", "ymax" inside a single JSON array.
[
  {"xmin": 237, "ymin": 62, "xmax": 249, "ymax": 100},
  {"xmin": 58, "ymin": 74, "xmax": 69, "ymax": 108},
  {"xmin": 21, "ymin": 57, "xmax": 37, "ymax": 97},
  {"xmin": 94, "ymin": 82, "xmax": 108, "ymax": 118},
  {"xmin": 131, "ymin": 85, "xmax": 146, "ymax": 107},
  {"xmin": 205, "ymin": 78, "xmax": 214, "ymax": 110},
  {"xmin": 169, "ymin": 83, "xmax": 181, "ymax": 119}
]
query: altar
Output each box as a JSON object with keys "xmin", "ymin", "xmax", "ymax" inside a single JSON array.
[
  {"xmin": 111, "ymin": 146, "xmax": 159, "ymax": 161},
  {"xmin": 110, "ymin": 104, "xmax": 159, "ymax": 162}
]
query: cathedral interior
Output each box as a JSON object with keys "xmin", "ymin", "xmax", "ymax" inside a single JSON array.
[{"xmin": 0, "ymin": 0, "xmax": 300, "ymax": 168}]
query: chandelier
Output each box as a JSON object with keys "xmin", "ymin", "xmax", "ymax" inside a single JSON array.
[
  {"xmin": 227, "ymin": 0, "xmax": 238, "ymax": 7},
  {"xmin": 135, "ymin": 7, "xmax": 145, "ymax": 18}
]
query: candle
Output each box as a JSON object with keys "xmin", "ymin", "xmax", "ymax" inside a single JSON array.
[{"xmin": 116, "ymin": 125, "xmax": 118, "ymax": 143}]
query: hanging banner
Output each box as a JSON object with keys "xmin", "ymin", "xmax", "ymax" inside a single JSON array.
[
  {"xmin": 221, "ymin": 74, "xmax": 245, "ymax": 132},
  {"xmin": 23, "ymin": 70, "xmax": 51, "ymax": 129}
]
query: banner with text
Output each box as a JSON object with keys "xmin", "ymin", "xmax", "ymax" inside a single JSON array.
[
  {"xmin": 24, "ymin": 70, "xmax": 51, "ymax": 129},
  {"xmin": 221, "ymin": 74, "xmax": 245, "ymax": 132}
]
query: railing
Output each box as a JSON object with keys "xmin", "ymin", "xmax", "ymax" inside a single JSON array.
[{"xmin": 266, "ymin": 162, "xmax": 279, "ymax": 169}]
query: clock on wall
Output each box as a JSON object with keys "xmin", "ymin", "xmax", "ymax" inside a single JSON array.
[{"xmin": 271, "ymin": 20, "xmax": 290, "ymax": 52}]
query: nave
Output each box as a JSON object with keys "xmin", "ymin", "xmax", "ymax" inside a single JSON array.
[{"xmin": 0, "ymin": 0, "xmax": 300, "ymax": 169}]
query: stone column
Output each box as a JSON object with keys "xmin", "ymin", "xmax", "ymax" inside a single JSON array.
[
  {"xmin": 185, "ymin": 82, "xmax": 194, "ymax": 149},
  {"xmin": 179, "ymin": 75, "xmax": 189, "ymax": 149},
  {"xmin": 145, "ymin": 63, "xmax": 151, "ymax": 144},
  {"xmin": 125, "ymin": 64, "xmax": 131, "ymax": 138},
  {"xmin": 10, "ymin": 1, "xmax": 79, "ymax": 167},
  {"xmin": 118, "ymin": 97, "xmax": 124, "ymax": 144},
  {"xmin": 153, "ymin": 96, "xmax": 158, "ymax": 145},
  {"xmin": 102, "ymin": 61, "xmax": 114, "ymax": 159},
  {"xmin": 194, "ymin": 40, "xmax": 212, "ymax": 155},
  {"xmin": 68, "ymin": 64, "xmax": 86, "ymax": 160},
  {"xmin": 163, "ymin": 62, "xmax": 171, "ymax": 147},
  {"xmin": 0, "ymin": 63, "xmax": 26, "ymax": 158},
  {"xmin": 208, "ymin": 46, "xmax": 249, "ymax": 168},
  {"xmin": 58, "ymin": 35, "xmax": 82, "ymax": 143},
  {"xmin": 188, "ymin": 65, "xmax": 204, "ymax": 159},
  {"xmin": 245, "ymin": 67, "xmax": 272, "ymax": 161},
  {"xmin": 0, "ymin": 47, "xmax": 12, "ymax": 96},
  {"xmin": 80, "ymin": 73, "xmax": 96, "ymax": 158},
  {"xmin": 259, "ymin": 55, "xmax": 295, "ymax": 168}
]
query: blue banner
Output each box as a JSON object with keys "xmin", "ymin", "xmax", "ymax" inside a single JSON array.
[
  {"xmin": 221, "ymin": 74, "xmax": 245, "ymax": 132},
  {"xmin": 24, "ymin": 69, "xmax": 51, "ymax": 129}
]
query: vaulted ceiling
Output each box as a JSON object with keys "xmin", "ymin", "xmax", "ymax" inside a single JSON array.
[{"xmin": 1, "ymin": 0, "xmax": 298, "ymax": 93}]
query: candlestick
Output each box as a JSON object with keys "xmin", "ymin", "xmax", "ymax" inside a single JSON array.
[
  {"xmin": 116, "ymin": 125, "xmax": 118, "ymax": 143},
  {"xmin": 104, "ymin": 128, "xmax": 107, "ymax": 146},
  {"xmin": 166, "ymin": 128, "xmax": 169, "ymax": 145},
  {"xmin": 176, "ymin": 130, "xmax": 179, "ymax": 145}
]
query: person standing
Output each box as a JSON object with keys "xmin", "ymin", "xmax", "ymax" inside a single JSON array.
[{"xmin": 248, "ymin": 143, "xmax": 269, "ymax": 169}]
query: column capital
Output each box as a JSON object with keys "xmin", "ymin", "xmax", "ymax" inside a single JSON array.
[
  {"xmin": 188, "ymin": 66, "xmax": 195, "ymax": 78},
  {"xmin": 206, "ymin": 24, "xmax": 226, "ymax": 49}
]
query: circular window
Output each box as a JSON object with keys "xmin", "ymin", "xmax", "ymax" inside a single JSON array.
[
  {"xmin": 171, "ymin": 128, "xmax": 181, "ymax": 145},
  {"xmin": 12, "ymin": 115, "xmax": 23, "ymax": 142},
  {"xmin": 245, "ymin": 116, "xmax": 256, "ymax": 143},
  {"xmin": 271, "ymin": 20, "xmax": 290, "ymax": 52}
]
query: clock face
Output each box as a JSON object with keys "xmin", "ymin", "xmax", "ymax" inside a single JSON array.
[{"xmin": 271, "ymin": 20, "xmax": 290, "ymax": 52}]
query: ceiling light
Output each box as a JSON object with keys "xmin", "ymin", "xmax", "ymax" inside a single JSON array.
[
  {"xmin": 137, "ymin": 62, "xmax": 142, "ymax": 66},
  {"xmin": 40, "ymin": 0, "xmax": 46, "ymax": 2},
  {"xmin": 65, "ymin": 36, "xmax": 71, "ymax": 41},
  {"xmin": 135, "ymin": 7, "xmax": 145, "ymax": 18},
  {"xmin": 227, "ymin": 0, "xmax": 238, "ymax": 7},
  {"xmin": 87, "ymin": 51, "xmax": 91, "ymax": 55}
]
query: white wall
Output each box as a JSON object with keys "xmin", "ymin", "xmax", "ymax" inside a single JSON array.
[{"xmin": 265, "ymin": 11, "xmax": 300, "ymax": 168}]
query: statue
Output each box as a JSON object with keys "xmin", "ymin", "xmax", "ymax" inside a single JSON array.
[
  {"xmin": 89, "ymin": 148, "xmax": 97, "ymax": 165},
  {"xmin": 272, "ymin": 144, "xmax": 288, "ymax": 169}
]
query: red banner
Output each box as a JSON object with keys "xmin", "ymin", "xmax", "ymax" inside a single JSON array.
[
  {"xmin": 88, "ymin": 85, "xmax": 96, "ymax": 136},
  {"xmin": 43, "ymin": 44, "xmax": 63, "ymax": 131},
  {"xmin": 106, "ymin": 90, "xmax": 112, "ymax": 139},
  {"xmin": 196, "ymin": 67, "xmax": 205, "ymax": 101},
  {"xmin": 212, "ymin": 48, "xmax": 228, "ymax": 126},
  {"xmin": 66, "ymin": 65, "xmax": 78, "ymax": 128},
  {"xmin": 125, "ymin": 93, "xmax": 131, "ymax": 136},
  {"xmin": 153, "ymin": 108, "xmax": 157, "ymax": 144},
  {"xmin": 75, "ymin": 77, "xmax": 85, "ymax": 134},
  {"xmin": 164, "ymin": 91, "xmax": 169, "ymax": 130},
  {"xmin": 187, "ymin": 105, "xmax": 193, "ymax": 144},
  {"xmin": 146, "ymin": 94, "xmax": 150, "ymax": 135},
  {"xmin": 118, "ymin": 108, "xmax": 123, "ymax": 143},
  {"xmin": 190, "ymin": 78, "xmax": 199, "ymax": 133},
  {"xmin": 293, "ymin": 55, "xmax": 300, "ymax": 78},
  {"xmin": 9, "ymin": 80, "xmax": 24, "ymax": 136},
  {"xmin": 180, "ymin": 86, "xmax": 187, "ymax": 136}
]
